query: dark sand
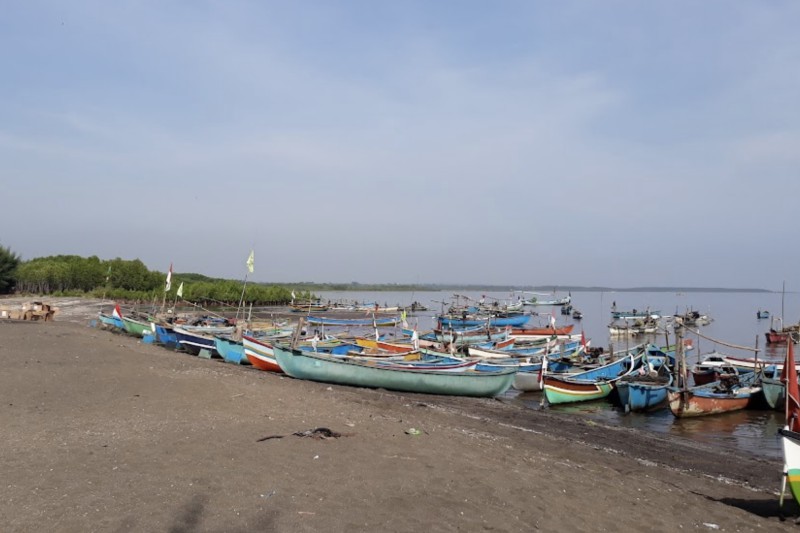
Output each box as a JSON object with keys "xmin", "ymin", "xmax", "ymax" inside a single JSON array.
[{"xmin": 1, "ymin": 298, "xmax": 797, "ymax": 532}]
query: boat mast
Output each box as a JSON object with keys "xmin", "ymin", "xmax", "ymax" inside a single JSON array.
[
  {"xmin": 674, "ymin": 317, "xmax": 686, "ymax": 391},
  {"xmin": 782, "ymin": 281, "xmax": 786, "ymax": 325}
]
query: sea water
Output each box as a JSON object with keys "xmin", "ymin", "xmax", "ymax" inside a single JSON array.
[{"xmin": 314, "ymin": 289, "xmax": 797, "ymax": 460}]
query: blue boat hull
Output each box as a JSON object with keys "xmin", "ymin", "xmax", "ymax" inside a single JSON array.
[
  {"xmin": 617, "ymin": 376, "xmax": 672, "ymax": 412},
  {"xmin": 439, "ymin": 315, "xmax": 530, "ymax": 328},
  {"xmin": 154, "ymin": 325, "xmax": 179, "ymax": 350},
  {"xmin": 174, "ymin": 328, "xmax": 219, "ymax": 356}
]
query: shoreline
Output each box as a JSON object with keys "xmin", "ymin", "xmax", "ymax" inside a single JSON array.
[{"xmin": 1, "ymin": 298, "xmax": 797, "ymax": 531}]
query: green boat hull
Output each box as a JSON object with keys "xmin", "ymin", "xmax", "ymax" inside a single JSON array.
[
  {"xmin": 543, "ymin": 378, "xmax": 614, "ymax": 405},
  {"xmin": 273, "ymin": 344, "xmax": 515, "ymax": 397},
  {"xmin": 121, "ymin": 316, "xmax": 152, "ymax": 337}
]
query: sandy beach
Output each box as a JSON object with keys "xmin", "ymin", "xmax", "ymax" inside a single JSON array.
[{"xmin": 0, "ymin": 298, "xmax": 797, "ymax": 532}]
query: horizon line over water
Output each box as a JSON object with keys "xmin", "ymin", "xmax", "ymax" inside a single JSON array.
[{"xmin": 268, "ymin": 283, "xmax": 778, "ymax": 293}]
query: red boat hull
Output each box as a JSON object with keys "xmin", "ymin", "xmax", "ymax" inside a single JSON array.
[{"xmin": 511, "ymin": 325, "xmax": 574, "ymax": 336}]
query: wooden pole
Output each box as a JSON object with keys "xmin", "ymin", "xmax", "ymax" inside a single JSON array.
[
  {"xmin": 235, "ymin": 272, "xmax": 249, "ymax": 322},
  {"xmin": 674, "ymin": 319, "xmax": 686, "ymax": 391},
  {"xmin": 754, "ymin": 335, "xmax": 759, "ymax": 369}
]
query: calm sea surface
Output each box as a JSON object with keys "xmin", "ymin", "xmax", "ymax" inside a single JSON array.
[{"xmin": 313, "ymin": 289, "xmax": 798, "ymax": 460}]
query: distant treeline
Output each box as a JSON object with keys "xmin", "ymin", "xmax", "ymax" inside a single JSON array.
[
  {"xmin": 282, "ymin": 282, "xmax": 771, "ymax": 293},
  {"xmin": 11, "ymin": 255, "xmax": 311, "ymax": 305}
]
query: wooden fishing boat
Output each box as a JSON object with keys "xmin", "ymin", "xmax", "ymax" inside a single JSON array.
[
  {"xmin": 779, "ymin": 342, "xmax": 800, "ymax": 516},
  {"xmin": 433, "ymin": 326, "xmax": 509, "ymax": 347},
  {"xmin": 616, "ymin": 370, "xmax": 673, "ymax": 413},
  {"xmin": 524, "ymin": 295, "xmax": 571, "ymax": 306},
  {"xmin": 608, "ymin": 318, "xmax": 658, "ymax": 336},
  {"xmin": 290, "ymin": 303, "xmax": 329, "ymax": 313},
  {"xmin": 242, "ymin": 335, "xmax": 283, "ymax": 373},
  {"xmin": 511, "ymin": 365, "xmax": 546, "ymax": 391},
  {"xmin": 120, "ymin": 315, "xmax": 152, "ymax": 337},
  {"xmin": 214, "ymin": 336, "xmax": 249, "ymax": 365},
  {"xmin": 610, "ymin": 308, "xmax": 661, "ymax": 320},
  {"xmin": 766, "ymin": 328, "xmax": 800, "ymax": 345},
  {"xmin": 368, "ymin": 358, "xmax": 479, "ymax": 373},
  {"xmin": 510, "ymin": 324, "xmax": 574, "ymax": 337},
  {"xmin": 674, "ymin": 309, "xmax": 712, "ymax": 327},
  {"xmin": 542, "ymin": 354, "xmax": 637, "ymax": 405},
  {"xmin": 690, "ymin": 352, "xmax": 740, "ymax": 386},
  {"xmin": 542, "ymin": 375, "xmax": 616, "ymax": 404},
  {"xmin": 307, "ymin": 315, "xmax": 400, "ymax": 327},
  {"xmin": 98, "ymin": 312, "xmax": 125, "ymax": 331},
  {"xmin": 173, "ymin": 326, "xmax": 220, "ymax": 356},
  {"xmin": 721, "ymin": 355, "xmax": 800, "ymax": 374},
  {"xmin": 667, "ymin": 371, "xmax": 760, "ymax": 418},
  {"xmin": 153, "ymin": 324, "xmax": 179, "ymax": 349},
  {"xmin": 272, "ymin": 344, "xmax": 516, "ymax": 397},
  {"xmin": 438, "ymin": 313, "xmax": 530, "ymax": 328},
  {"xmin": 780, "ymin": 426, "xmax": 800, "ymax": 515},
  {"xmin": 762, "ymin": 373, "xmax": 784, "ymax": 411}
]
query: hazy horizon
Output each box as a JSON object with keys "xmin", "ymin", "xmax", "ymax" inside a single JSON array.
[{"xmin": 3, "ymin": 2, "xmax": 799, "ymax": 289}]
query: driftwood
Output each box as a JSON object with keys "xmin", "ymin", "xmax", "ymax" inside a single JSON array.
[{"xmin": 0, "ymin": 301, "xmax": 56, "ymax": 322}]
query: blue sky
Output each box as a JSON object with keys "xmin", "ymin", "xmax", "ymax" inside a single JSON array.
[{"xmin": 2, "ymin": 1, "xmax": 798, "ymax": 288}]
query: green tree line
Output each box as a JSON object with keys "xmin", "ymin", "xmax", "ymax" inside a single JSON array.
[{"xmin": 3, "ymin": 252, "xmax": 304, "ymax": 305}]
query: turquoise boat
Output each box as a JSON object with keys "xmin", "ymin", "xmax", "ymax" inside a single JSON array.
[
  {"xmin": 761, "ymin": 365, "xmax": 784, "ymax": 410},
  {"xmin": 98, "ymin": 312, "xmax": 125, "ymax": 331},
  {"xmin": 272, "ymin": 343, "xmax": 516, "ymax": 397},
  {"xmin": 214, "ymin": 336, "xmax": 249, "ymax": 365}
]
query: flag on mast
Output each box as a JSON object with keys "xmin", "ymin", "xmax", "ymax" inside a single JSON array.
[
  {"xmin": 112, "ymin": 303, "xmax": 123, "ymax": 319},
  {"xmin": 176, "ymin": 282, "xmax": 184, "ymax": 298},
  {"xmin": 165, "ymin": 263, "xmax": 173, "ymax": 292},
  {"xmin": 782, "ymin": 341, "xmax": 800, "ymax": 432},
  {"xmin": 246, "ymin": 250, "xmax": 255, "ymax": 274}
]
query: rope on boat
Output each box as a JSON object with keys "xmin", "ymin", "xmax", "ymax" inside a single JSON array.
[{"xmin": 681, "ymin": 326, "xmax": 761, "ymax": 353}]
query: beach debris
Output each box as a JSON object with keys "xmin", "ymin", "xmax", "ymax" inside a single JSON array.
[
  {"xmin": 256, "ymin": 427, "xmax": 347, "ymax": 442},
  {"xmin": 0, "ymin": 301, "xmax": 57, "ymax": 321},
  {"xmin": 256, "ymin": 434, "xmax": 285, "ymax": 442},
  {"xmin": 702, "ymin": 524, "xmax": 719, "ymax": 530},
  {"xmin": 405, "ymin": 428, "xmax": 422, "ymax": 436},
  {"xmin": 293, "ymin": 427, "xmax": 341, "ymax": 439}
]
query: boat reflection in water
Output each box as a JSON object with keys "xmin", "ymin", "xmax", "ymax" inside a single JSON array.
[{"xmin": 508, "ymin": 390, "xmax": 783, "ymax": 460}]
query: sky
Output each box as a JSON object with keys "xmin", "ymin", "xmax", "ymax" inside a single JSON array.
[{"xmin": 1, "ymin": 1, "xmax": 799, "ymax": 289}]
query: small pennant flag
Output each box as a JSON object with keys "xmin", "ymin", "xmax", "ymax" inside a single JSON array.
[
  {"xmin": 165, "ymin": 263, "xmax": 173, "ymax": 292},
  {"xmin": 246, "ymin": 250, "xmax": 254, "ymax": 274},
  {"xmin": 112, "ymin": 304, "xmax": 123, "ymax": 319},
  {"xmin": 176, "ymin": 282, "xmax": 184, "ymax": 298}
]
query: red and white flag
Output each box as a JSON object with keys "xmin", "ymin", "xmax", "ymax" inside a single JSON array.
[
  {"xmin": 165, "ymin": 263, "xmax": 173, "ymax": 292},
  {"xmin": 782, "ymin": 341, "xmax": 800, "ymax": 432},
  {"xmin": 112, "ymin": 304, "xmax": 123, "ymax": 319}
]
